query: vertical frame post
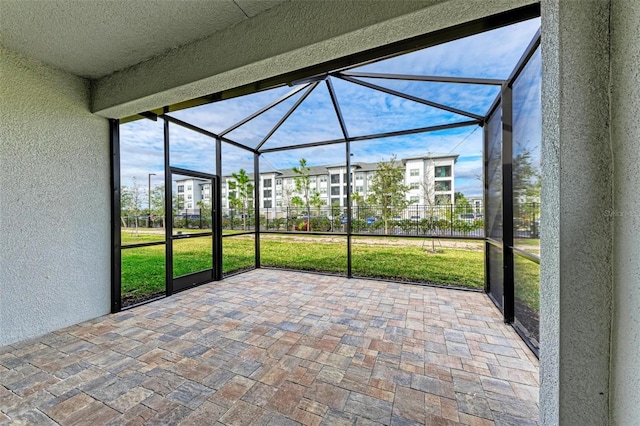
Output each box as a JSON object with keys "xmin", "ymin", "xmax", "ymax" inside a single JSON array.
[
  {"xmin": 483, "ymin": 122, "xmax": 490, "ymax": 294},
  {"xmin": 254, "ymin": 153, "xmax": 261, "ymax": 268},
  {"xmin": 501, "ymin": 86, "xmax": 515, "ymax": 323},
  {"xmin": 345, "ymin": 141, "xmax": 352, "ymax": 277},
  {"xmin": 214, "ymin": 138, "xmax": 223, "ymax": 280},
  {"xmin": 326, "ymin": 78, "xmax": 352, "ymax": 278},
  {"xmin": 110, "ymin": 119, "xmax": 122, "ymax": 313},
  {"xmin": 163, "ymin": 108, "xmax": 174, "ymax": 296}
]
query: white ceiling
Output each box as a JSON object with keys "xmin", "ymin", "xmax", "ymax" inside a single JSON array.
[{"xmin": 0, "ymin": 0, "xmax": 287, "ymax": 79}]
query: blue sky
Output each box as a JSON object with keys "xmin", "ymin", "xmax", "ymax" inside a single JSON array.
[{"xmin": 120, "ymin": 17, "xmax": 541, "ymax": 197}]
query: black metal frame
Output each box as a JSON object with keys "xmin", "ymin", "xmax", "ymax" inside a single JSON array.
[
  {"xmin": 110, "ymin": 119, "xmax": 122, "ymax": 313},
  {"xmin": 481, "ymin": 30, "xmax": 541, "ymax": 354},
  {"xmin": 119, "ymin": 4, "xmax": 539, "ymax": 124},
  {"xmin": 506, "ymin": 30, "xmax": 541, "ymax": 356},
  {"xmin": 501, "ymin": 84, "xmax": 515, "ymax": 323},
  {"xmin": 112, "ymin": 7, "xmax": 542, "ymax": 356},
  {"xmin": 168, "ymin": 167, "xmax": 218, "ymax": 293}
]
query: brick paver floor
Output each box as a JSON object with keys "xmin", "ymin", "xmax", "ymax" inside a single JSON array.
[{"xmin": 0, "ymin": 269, "xmax": 539, "ymax": 425}]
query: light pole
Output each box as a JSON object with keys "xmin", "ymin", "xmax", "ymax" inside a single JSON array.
[{"xmin": 148, "ymin": 173, "xmax": 156, "ymax": 228}]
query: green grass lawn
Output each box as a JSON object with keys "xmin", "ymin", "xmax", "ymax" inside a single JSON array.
[
  {"xmin": 514, "ymin": 254, "xmax": 540, "ymax": 312},
  {"xmin": 352, "ymin": 240, "xmax": 483, "ymax": 288},
  {"xmin": 120, "ymin": 233, "xmax": 539, "ymax": 312},
  {"xmin": 121, "ymin": 235, "xmax": 255, "ymax": 301}
]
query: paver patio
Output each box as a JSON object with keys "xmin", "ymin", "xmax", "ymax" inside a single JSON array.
[{"xmin": 0, "ymin": 269, "xmax": 539, "ymax": 425}]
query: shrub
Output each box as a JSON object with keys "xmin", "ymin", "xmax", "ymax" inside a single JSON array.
[
  {"xmin": 419, "ymin": 218, "xmax": 434, "ymax": 234},
  {"xmin": 350, "ymin": 219, "xmax": 367, "ymax": 232},
  {"xmin": 310, "ymin": 217, "xmax": 331, "ymax": 232}
]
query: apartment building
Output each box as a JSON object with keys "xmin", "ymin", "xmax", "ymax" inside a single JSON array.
[
  {"xmin": 175, "ymin": 178, "xmax": 212, "ymax": 212},
  {"xmin": 207, "ymin": 154, "xmax": 458, "ymax": 214}
]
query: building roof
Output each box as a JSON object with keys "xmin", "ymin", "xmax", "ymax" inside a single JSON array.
[
  {"xmin": 402, "ymin": 154, "xmax": 459, "ymax": 163},
  {"xmin": 257, "ymin": 156, "xmax": 450, "ymax": 179}
]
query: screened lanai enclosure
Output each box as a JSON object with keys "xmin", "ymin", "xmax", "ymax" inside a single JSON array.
[{"xmin": 113, "ymin": 16, "xmax": 542, "ymax": 353}]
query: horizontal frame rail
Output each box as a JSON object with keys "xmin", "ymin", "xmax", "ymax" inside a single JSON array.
[
  {"xmin": 121, "ymin": 240, "xmax": 166, "ymax": 250},
  {"xmin": 259, "ymin": 120, "xmax": 480, "ymax": 153},
  {"xmin": 339, "ymin": 71, "xmax": 505, "ymax": 86}
]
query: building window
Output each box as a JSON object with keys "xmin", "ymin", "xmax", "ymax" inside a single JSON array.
[
  {"xmin": 187, "ymin": 185, "xmax": 192, "ymax": 191},
  {"xmin": 229, "ymin": 191, "xmax": 236, "ymax": 199},
  {"xmin": 319, "ymin": 187, "xmax": 327, "ymax": 194},
  {"xmin": 177, "ymin": 185, "xmax": 184, "ymax": 192},
  {"xmin": 319, "ymin": 176, "xmax": 327, "ymax": 183},
  {"xmin": 410, "ymin": 169, "xmax": 420, "ymax": 176},
  {"xmin": 367, "ymin": 174, "xmax": 373, "ymax": 181},
  {"xmin": 435, "ymin": 180, "xmax": 452, "ymax": 191},
  {"xmin": 187, "ymin": 203, "xmax": 192, "ymax": 209},
  {"xmin": 435, "ymin": 165, "xmax": 452, "ymax": 178},
  {"xmin": 276, "ymin": 201, "xmax": 282, "ymax": 207},
  {"xmin": 187, "ymin": 194, "xmax": 192, "ymax": 200},
  {"xmin": 263, "ymin": 178, "xmax": 272, "ymax": 187},
  {"xmin": 276, "ymin": 190, "xmax": 282, "ymax": 196},
  {"xmin": 331, "ymin": 187, "xmax": 341, "ymax": 196},
  {"xmin": 331, "ymin": 198, "xmax": 340, "ymax": 206},
  {"xmin": 276, "ymin": 179, "xmax": 282, "ymax": 186},
  {"xmin": 203, "ymin": 194, "xmax": 209, "ymax": 200},
  {"xmin": 330, "ymin": 174, "xmax": 340, "ymax": 184},
  {"xmin": 355, "ymin": 186, "xmax": 364, "ymax": 193},
  {"xmin": 409, "ymin": 182, "xmax": 420, "ymax": 190},
  {"xmin": 409, "ymin": 196, "xmax": 420, "ymax": 203},
  {"xmin": 309, "ymin": 177, "xmax": 316, "ymax": 183},
  {"xmin": 264, "ymin": 189, "xmax": 272, "ymax": 198},
  {"xmin": 356, "ymin": 173, "xmax": 364, "ymax": 181},
  {"xmin": 263, "ymin": 200, "xmax": 272, "ymax": 208}
]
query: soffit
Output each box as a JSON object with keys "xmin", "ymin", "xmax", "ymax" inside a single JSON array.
[{"xmin": 0, "ymin": 0, "xmax": 286, "ymax": 79}]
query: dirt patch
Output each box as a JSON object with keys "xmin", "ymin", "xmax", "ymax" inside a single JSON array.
[{"xmin": 122, "ymin": 290, "xmax": 165, "ymax": 308}]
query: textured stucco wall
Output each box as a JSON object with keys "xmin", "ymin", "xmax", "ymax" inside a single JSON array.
[
  {"xmin": 0, "ymin": 47, "xmax": 111, "ymax": 347},
  {"xmin": 540, "ymin": 0, "xmax": 613, "ymax": 424},
  {"xmin": 92, "ymin": 0, "xmax": 536, "ymax": 119},
  {"xmin": 610, "ymin": 0, "xmax": 640, "ymax": 423}
]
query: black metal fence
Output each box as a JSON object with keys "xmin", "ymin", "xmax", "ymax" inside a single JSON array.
[
  {"xmin": 121, "ymin": 203, "xmax": 540, "ymax": 239},
  {"xmin": 257, "ymin": 204, "xmax": 487, "ymax": 238}
]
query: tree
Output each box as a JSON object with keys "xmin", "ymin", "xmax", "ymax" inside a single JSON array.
[
  {"xmin": 351, "ymin": 192, "xmax": 365, "ymax": 207},
  {"xmin": 351, "ymin": 191, "xmax": 365, "ymax": 220},
  {"xmin": 229, "ymin": 169, "xmax": 254, "ymax": 230},
  {"xmin": 454, "ymin": 192, "xmax": 473, "ymax": 216},
  {"xmin": 120, "ymin": 186, "xmax": 132, "ymax": 221},
  {"xmin": 281, "ymin": 184, "xmax": 295, "ymax": 211},
  {"xmin": 292, "ymin": 158, "xmax": 312, "ymax": 208},
  {"xmin": 150, "ymin": 185, "xmax": 166, "ymax": 229},
  {"xmin": 196, "ymin": 199, "xmax": 211, "ymax": 229},
  {"xmin": 367, "ymin": 155, "xmax": 409, "ymax": 234},
  {"xmin": 291, "ymin": 196, "xmax": 304, "ymax": 209},
  {"xmin": 419, "ymin": 177, "xmax": 439, "ymax": 252},
  {"xmin": 513, "ymin": 149, "xmax": 541, "ymax": 202},
  {"xmin": 121, "ymin": 178, "xmax": 143, "ymax": 233},
  {"xmin": 310, "ymin": 191, "xmax": 326, "ymax": 215},
  {"xmin": 513, "ymin": 148, "xmax": 541, "ymax": 227}
]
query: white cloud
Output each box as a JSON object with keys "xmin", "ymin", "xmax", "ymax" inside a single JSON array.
[{"xmin": 119, "ymin": 17, "xmax": 541, "ymax": 200}]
